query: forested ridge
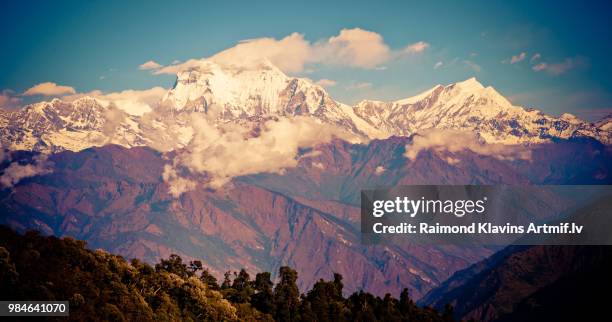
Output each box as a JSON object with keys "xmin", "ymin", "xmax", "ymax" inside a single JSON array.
[{"xmin": 0, "ymin": 226, "xmax": 458, "ymax": 321}]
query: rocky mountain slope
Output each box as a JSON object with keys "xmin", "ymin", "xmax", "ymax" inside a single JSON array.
[
  {"xmin": 0, "ymin": 142, "xmax": 499, "ymax": 299},
  {"xmin": 419, "ymin": 193, "xmax": 612, "ymax": 321},
  {"xmin": 1, "ymin": 135, "xmax": 611, "ymax": 298},
  {"xmin": 0, "ymin": 97, "xmax": 145, "ymax": 152},
  {"xmin": 1, "ymin": 59, "xmax": 611, "ymax": 301},
  {"xmin": 419, "ymin": 244, "xmax": 612, "ymax": 321},
  {"xmin": 160, "ymin": 60, "xmax": 381, "ymax": 138},
  {"xmin": 354, "ymin": 78, "xmax": 610, "ymax": 144}
]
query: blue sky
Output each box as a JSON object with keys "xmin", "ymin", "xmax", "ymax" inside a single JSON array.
[{"xmin": 1, "ymin": 0, "xmax": 611, "ymax": 120}]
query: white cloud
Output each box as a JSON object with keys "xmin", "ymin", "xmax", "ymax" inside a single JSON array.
[
  {"xmin": 312, "ymin": 162, "xmax": 325, "ymax": 170},
  {"xmin": 166, "ymin": 115, "xmax": 358, "ymax": 191},
  {"xmin": 445, "ymin": 156, "xmax": 460, "ymax": 165},
  {"xmin": 531, "ymin": 56, "xmax": 587, "ymax": 76},
  {"xmin": 139, "ymin": 60, "xmax": 162, "ymax": 70},
  {"xmin": 315, "ymin": 79, "xmax": 337, "ymax": 87},
  {"xmin": 532, "ymin": 62, "xmax": 548, "ymax": 72},
  {"xmin": 530, "ymin": 53, "xmax": 541, "ymax": 62},
  {"xmin": 403, "ymin": 41, "xmax": 430, "ymax": 54},
  {"xmin": 155, "ymin": 28, "xmax": 428, "ymax": 74},
  {"xmin": 154, "ymin": 59, "xmax": 208, "ymax": 75},
  {"xmin": 0, "ymin": 154, "xmax": 52, "ymax": 188},
  {"xmin": 404, "ymin": 129, "xmax": 531, "ymax": 161},
  {"xmin": 433, "ymin": 61, "xmax": 443, "ymax": 69},
  {"xmin": 23, "ymin": 82, "xmax": 76, "ymax": 96},
  {"xmin": 315, "ymin": 28, "xmax": 391, "ymax": 69},
  {"xmin": 162, "ymin": 164, "xmax": 196, "ymax": 198},
  {"xmin": 510, "ymin": 52, "xmax": 527, "ymax": 64},
  {"xmin": 211, "ymin": 32, "xmax": 312, "ymax": 73},
  {"xmin": 65, "ymin": 87, "xmax": 167, "ymax": 116}
]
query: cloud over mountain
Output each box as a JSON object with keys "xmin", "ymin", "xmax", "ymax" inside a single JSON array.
[
  {"xmin": 404, "ymin": 129, "xmax": 531, "ymax": 161},
  {"xmin": 0, "ymin": 154, "xmax": 53, "ymax": 188},
  {"xmin": 65, "ymin": 86, "xmax": 167, "ymax": 116},
  {"xmin": 23, "ymin": 82, "xmax": 76, "ymax": 96},
  {"xmin": 167, "ymin": 115, "xmax": 358, "ymax": 190},
  {"xmin": 153, "ymin": 28, "xmax": 429, "ymax": 74},
  {"xmin": 139, "ymin": 60, "xmax": 162, "ymax": 70}
]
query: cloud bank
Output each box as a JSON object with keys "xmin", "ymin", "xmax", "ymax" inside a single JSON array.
[
  {"xmin": 162, "ymin": 164, "xmax": 196, "ymax": 198},
  {"xmin": 139, "ymin": 60, "xmax": 162, "ymax": 70},
  {"xmin": 0, "ymin": 154, "xmax": 53, "ymax": 188},
  {"xmin": 404, "ymin": 129, "xmax": 531, "ymax": 162},
  {"xmin": 403, "ymin": 41, "xmax": 430, "ymax": 54},
  {"xmin": 65, "ymin": 87, "xmax": 167, "ymax": 116},
  {"xmin": 23, "ymin": 82, "xmax": 76, "ymax": 96},
  {"xmin": 152, "ymin": 28, "xmax": 430, "ymax": 74},
  {"xmin": 510, "ymin": 52, "xmax": 526, "ymax": 64},
  {"xmin": 532, "ymin": 56, "xmax": 588, "ymax": 76},
  {"xmin": 165, "ymin": 115, "xmax": 358, "ymax": 192}
]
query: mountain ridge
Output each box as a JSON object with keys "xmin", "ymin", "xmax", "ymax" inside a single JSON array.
[{"xmin": 1, "ymin": 60, "xmax": 610, "ymax": 153}]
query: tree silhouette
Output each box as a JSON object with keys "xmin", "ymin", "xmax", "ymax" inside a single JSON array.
[{"xmin": 274, "ymin": 266, "xmax": 300, "ymax": 321}]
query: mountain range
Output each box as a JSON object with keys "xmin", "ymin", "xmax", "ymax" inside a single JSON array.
[
  {"xmin": 1, "ymin": 59, "xmax": 611, "ymax": 305},
  {"xmin": 1, "ymin": 60, "xmax": 610, "ymax": 153}
]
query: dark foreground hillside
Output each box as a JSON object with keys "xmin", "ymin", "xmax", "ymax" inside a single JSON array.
[
  {"xmin": 420, "ymin": 244, "xmax": 612, "ymax": 322},
  {"xmin": 0, "ymin": 226, "xmax": 454, "ymax": 321}
]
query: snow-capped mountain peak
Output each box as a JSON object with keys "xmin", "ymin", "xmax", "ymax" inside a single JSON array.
[
  {"xmin": 353, "ymin": 77, "xmax": 610, "ymax": 144},
  {"xmin": 0, "ymin": 95, "xmax": 145, "ymax": 152},
  {"xmin": 596, "ymin": 114, "xmax": 612, "ymax": 131},
  {"xmin": 454, "ymin": 76, "xmax": 484, "ymax": 90},
  {"xmin": 160, "ymin": 59, "xmax": 382, "ymax": 137},
  {"xmin": 1, "ymin": 63, "xmax": 611, "ymax": 153},
  {"xmin": 162, "ymin": 59, "xmax": 328, "ymax": 117},
  {"xmin": 394, "ymin": 84, "xmax": 442, "ymax": 105}
]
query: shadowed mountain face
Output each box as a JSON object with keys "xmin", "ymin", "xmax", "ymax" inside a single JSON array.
[
  {"xmin": 419, "ymin": 195, "xmax": 612, "ymax": 321},
  {"xmin": 495, "ymin": 246, "xmax": 612, "ymax": 322},
  {"xmin": 419, "ymin": 245, "xmax": 612, "ymax": 322},
  {"xmin": 1, "ymin": 136, "xmax": 611, "ymax": 299}
]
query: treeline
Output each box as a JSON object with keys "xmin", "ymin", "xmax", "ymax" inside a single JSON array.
[{"xmin": 0, "ymin": 226, "xmax": 457, "ymax": 321}]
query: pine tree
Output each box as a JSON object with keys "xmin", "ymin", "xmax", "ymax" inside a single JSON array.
[
  {"xmin": 189, "ymin": 260, "xmax": 203, "ymax": 274},
  {"xmin": 230, "ymin": 269, "xmax": 253, "ymax": 303},
  {"xmin": 155, "ymin": 254, "xmax": 191, "ymax": 278},
  {"xmin": 273, "ymin": 266, "xmax": 300, "ymax": 322},
  {"xmin": 200, "ymin": 268, "xmax": 220, "ymax": 290},
  {"xmin": 252, "ymin": 272, "xmax": 274, "ymax": 314}
]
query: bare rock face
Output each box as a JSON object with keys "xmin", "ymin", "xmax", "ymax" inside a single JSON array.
[
  {"xmin": 0, "ymin": 143, "xmax": 494, "ymax": 298},
  {"xmin": 2, "ymin": 135, "xmax": 611, "ymax": 299}
]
